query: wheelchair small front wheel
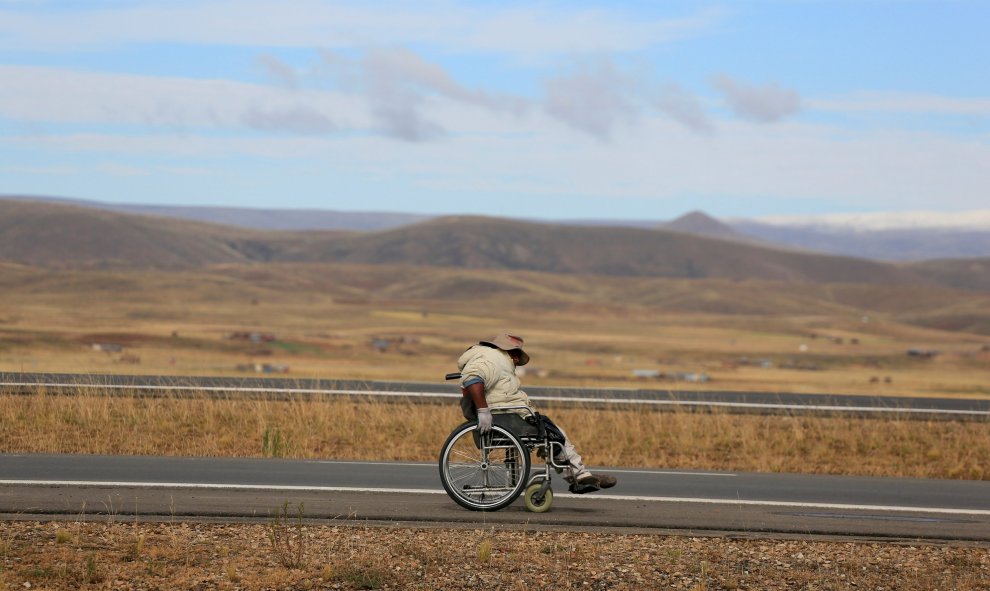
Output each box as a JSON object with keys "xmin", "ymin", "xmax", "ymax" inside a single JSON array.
[
  {"xmin": 439, "ymin": 422, "xmax": 531, "ymax": 511},
  {"xmin": 524, "ymin": 482, "xmax": 553, "ymax": 513}
]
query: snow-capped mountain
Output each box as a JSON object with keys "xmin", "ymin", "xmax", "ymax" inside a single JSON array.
[
  {"xmin": 748, "ymin": 210, "xmax": 990, "ymax": 232},
  {"xmin": 731, "ymin": 211, "xmax": 990, "ymax": 261}
]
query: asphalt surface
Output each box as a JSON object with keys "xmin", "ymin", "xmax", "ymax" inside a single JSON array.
[
  {"xmin": 3, "ymin": 372, "xmax": 988, "ymax": 541},
  {"xmin": 2, "ymin": 454, "xmax": 988, "ymax": 542},
  {"xmin": 3, "ymin": 372, "xmax": 990, "ymax": 419}
]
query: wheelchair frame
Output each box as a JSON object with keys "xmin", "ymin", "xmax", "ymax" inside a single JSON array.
[{"xmin": 438, "ymin": 404, "xmax": 570, "ymax": 512}]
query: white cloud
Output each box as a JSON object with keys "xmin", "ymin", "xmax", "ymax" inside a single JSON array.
[
  {"xmin": 3, "ymin": 60, "xmax": 987, "ymax": 214},
  {"xmin": 653, "ymin": 83, "xmax": 714, "ymax": 133},
  {"xmin": 0, "ymin": 1, "xmax": 722, "ymax": 56},
  {"xmin": 456, "ymin": 5, "xmax": 725, "ymax": 57},
  {"xmin": 255, "ymin": 54, "xmax": 300, "ymax": 90},
  {"xmin": 14, "ymin": 108, "xmax": 987, "ymax": 213},
  {"xmin": 0, "ymin": 65, "xmax": 367, "ymax": 132},
  {"xmin": 241, "ymin": 106, "xmax": 337, "ymax": 134},
  {"xmin": 539, "ymin": 59, "xmax": 721, "ymax": 137},
  {"xmin": 96, "ymin": 162, "xmax": 150, "ymax": 177},
  {"xmin": 712, "ymin": 75, "xmax": 801, "ymax": 123},
  {"xmin": 319, "ymin": 48, "xmax": 528, "ymax": 141},
  {"xmin": 0, "ymin": 164, "xmax": 79, "ymax": 175},
  {"xmin": 542, "ymin": 59, "xmax": 641, "ymax": 140},
  {"xmin": 809, "ymin": 92, "xmax": 990, "ymax": 115}
]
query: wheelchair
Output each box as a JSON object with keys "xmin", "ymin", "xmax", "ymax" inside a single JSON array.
[{"xmin": 438, "ymin": 373, "xmax": 570, "ymax": 512}]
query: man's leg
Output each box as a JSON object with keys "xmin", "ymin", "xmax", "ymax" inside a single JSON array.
[
  {"xmin": 553, "ymin": 424, "xmax": 591, "ymax": 483},
  {"xmin": 547, "ymin": 422, "xmax": 615, "ymax": 490}
]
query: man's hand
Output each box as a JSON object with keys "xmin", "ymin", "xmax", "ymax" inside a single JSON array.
[{"xmin": 477, "ymin": 407, "xmax": 493, "ymax": 434}]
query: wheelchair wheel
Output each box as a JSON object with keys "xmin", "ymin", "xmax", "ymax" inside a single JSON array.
[
  {"xmin": 439, "ymin": 422, "xmax": 531, "ymax": 511},
  {"xmin": 524, "ymin": 482, "xmax": 553, "ymax": 513}
]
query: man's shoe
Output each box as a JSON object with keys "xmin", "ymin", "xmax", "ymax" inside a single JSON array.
[
  {"xmin": 568, "ymin": 472, "xmax": 616, "ymax": 494},
  {"xmin": 575, "ymin": 473, "xmax": 598, "ymax": 486},
  {"xmin": 568, "ymin": 475, "xmax": 599, "ymax": 494},
  {"xmin": 576, "ymin": 473, "xmax": 617, "ymax": 488},
  {"xmin": 596, "ymin": 474, "xmax": 617, "ymax": 489}
]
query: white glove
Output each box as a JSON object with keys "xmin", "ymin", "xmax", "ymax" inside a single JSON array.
[{"xmin": 477, "ymin": 408, "xmax": 493, "ymax": 434}]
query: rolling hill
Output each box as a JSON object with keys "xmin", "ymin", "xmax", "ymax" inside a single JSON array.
[
  {"xmin": 276, "ymin": 215, "xmax": 932, "ymax": 286},
  {"xmin": 1, "ymin": 198, "xmax": 986, "ymax": 292},
  {"xmin": 908, "ymin": 258, "xmax": 990, "ymax": 292},
  {"xmin": 1, "ymin": 195, "xmax": 428, "ymax": 232},
  {"xmin": 11, "ymin": 195, "xmax": 990, "ymax": 262},
  {"xmin": 0, "ymin": 199, "xmax": 277, "ymax": 268}
]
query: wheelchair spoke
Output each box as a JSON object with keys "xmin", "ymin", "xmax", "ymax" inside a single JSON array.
[
  {"xmin": 448, "ymin": 448, "xmax": 481, "ymax": 463},
  {"xmin": 447, "ymin": 469, "xmax": 479, "ymax": 486},
  {"xmin": 440, "ymin": 424, "xmax": 531, "ymax": 510}
]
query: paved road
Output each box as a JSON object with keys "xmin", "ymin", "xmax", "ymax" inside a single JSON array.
[
  {"xmin": 2, "ymin": 454, "xmax": 988, "ymax": 542},
  {"xmin": 3, "ymin": 372, "xmax": 989, "ymax": 419}
]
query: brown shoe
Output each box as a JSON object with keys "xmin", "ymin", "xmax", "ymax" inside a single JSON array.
[
  {"xmin": 596, "ymin": 474, "xmax": 617, "ymax": 489},
  {"xmin": 575, "ymin": 473, "xmax": 617, "ymax": 489},
  {"xmin": 574, "ymin": 473, "xmax": 596, "ymax": 486}
]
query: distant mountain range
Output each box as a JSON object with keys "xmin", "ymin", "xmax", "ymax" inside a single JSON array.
[
  {"xmin": 7, "ymin": 194, "xmax": 989, "ymax": 262},
  {"xmin": 3, "ymin": 197, "xmax": 989, "ymax": 292},
  {"xmin": 731, "ymin": 220, "xmax": 990, "ymax": 262},
  {"xmin": 3, "ymin": 195, "xmax": 429, "ymax": 232}
]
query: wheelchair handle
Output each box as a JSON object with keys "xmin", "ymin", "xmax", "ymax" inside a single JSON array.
[{"xmin": 445, "ymin": 372, "xmax": 462, "ymax": 381}]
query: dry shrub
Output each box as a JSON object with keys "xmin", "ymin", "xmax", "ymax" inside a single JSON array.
[{"xmin": 267, "ymin": 501, "xmax": 307, "ymax": 569}]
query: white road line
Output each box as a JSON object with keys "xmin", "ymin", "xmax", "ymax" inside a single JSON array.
[
  {"xmin": 0, "ymin": 382, "xmax": 462, "ymax": 398},
  {"xmin": 308, "ymin": 461, "xmax": 735, "ymax": 477},
  {"xmin": 561, "ymin": 494, "xmax": 990, "ymax": 516},
  {"xmin": 0, "ymin": 479, "xmax": 445, "ymax": 495},
  {"xmin": 3, "ymin": 382, "xmax": 988, "ymax": 417},
  {"xmin": 313, "ymin": 460, "xmax": 434, "ymax": 468},
  {"xmin": 2, "ymin": 480, "xmax": 988, "ymax": 517},
  {"xmin": 605, "ymin": 468, "xmax": 736, "ymax": 477}
]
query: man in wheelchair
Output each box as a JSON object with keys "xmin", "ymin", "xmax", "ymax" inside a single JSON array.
[{"xmin": 457, "ymin": 332, "xmax": 617, "ymax": 493}]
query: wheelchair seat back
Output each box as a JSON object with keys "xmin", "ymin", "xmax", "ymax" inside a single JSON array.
[{"xmin": 492, "ymin": 412, "xmax": 540, "ymax": 438}]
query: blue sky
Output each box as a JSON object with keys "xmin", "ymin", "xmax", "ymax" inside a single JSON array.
[{"xmin": 1, "ymin": 0, "xmax": 988, "ymax": 220}]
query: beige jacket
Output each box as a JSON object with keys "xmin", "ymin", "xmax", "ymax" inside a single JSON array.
[{"xmin": 457, "ymin": 344, "xmax": 532, "ymax": 410}]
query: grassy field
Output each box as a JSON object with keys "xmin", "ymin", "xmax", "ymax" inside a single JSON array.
[
  {"xmin": 2, "ymin": 262, "xmax": 989, "ymax": 589},
  {"xmin": 1, "ymin": 263, "xmax": 989, "ymax": 398},
  {"xmin": 2, "ymin": 392, "xmax": 987, "ymax": 480}
]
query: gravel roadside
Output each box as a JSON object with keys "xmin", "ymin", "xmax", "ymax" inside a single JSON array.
[{"xmin": 1, "ymin": 520, "xmax": 988, "ymax": 590}]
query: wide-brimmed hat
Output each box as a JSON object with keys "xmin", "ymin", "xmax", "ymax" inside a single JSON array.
[{"xmin": 480, "ymin": 333, "xmax": 530, "ymax": 366}]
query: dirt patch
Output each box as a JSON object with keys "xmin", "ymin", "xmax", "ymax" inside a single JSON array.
[{"xmin": 1, "ymin": 520, "xmax": 987, "ymax": 590}]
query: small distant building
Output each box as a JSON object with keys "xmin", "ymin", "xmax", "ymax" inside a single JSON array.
[
  {"xmin": 226, "ymin": 332, "xmax": 276, "ymax": 343},
  {"xmin": 631, "ymin": 369, "xmax": 711, "ymax": 382},
  {"xmin": 670, "ymin": 372, "xmax": 711, "ymax": 383},
  {"xmin": 632, "ymin": 369, "xmax": 662, "ymax": 379},
  {"xmin": 91, "ymin": 343, "xmax": 123, "ymax": 353},
  {"xmin": 236, "ymin": 363, "xmax": 289, "ymax": 374}
]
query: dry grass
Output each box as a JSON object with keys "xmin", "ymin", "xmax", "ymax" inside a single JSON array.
[
  {"xmin": 4, "ymin": 259, "xmax": 989, "ymax": 588},
  {"xmin": 2, "ymin": 390, "xmax": 987, "ymax": 480},
  {"xmin": 2, "ymin": 263, "xmax": 990, "ymax": 397},
  {"xmin": 0, "ymin": 520, "xmax": 987, "ymax": 590}
]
